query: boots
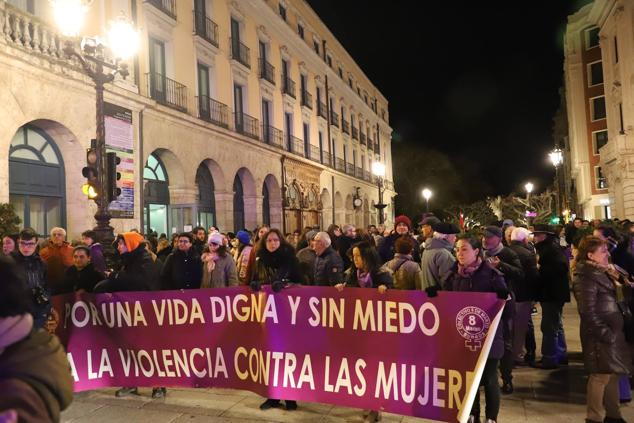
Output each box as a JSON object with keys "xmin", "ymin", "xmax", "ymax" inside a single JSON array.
[
  {"xmin": 364, "ymin": 410, "xmax": 381, "ymax": 422},
  {"xmin": 259, "ymin": 399, "xmax": 281, "ymax": 410},
  {"xmin": 115, "ymin": 387, "xmax": 138, "ymax": 397},
  {"xmin": 151, "ymin": 387, "xmax": 166, "ymax": 399}
]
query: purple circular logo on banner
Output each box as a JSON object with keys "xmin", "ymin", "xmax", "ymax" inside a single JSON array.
[{"xmin": 456, "ymin": 306, "xmax": 490, "ymax": 341}]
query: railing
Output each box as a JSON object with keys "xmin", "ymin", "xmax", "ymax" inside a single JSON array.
[
  {"xmin": 230, "ymin": 38, "xmax": 250, "ymax": 68},
  {"xmin": 375, "ymin": 142, "xmax": 380, "ymax": 154},
  {"xmin": 385, "ymin": 180, "xmax": 395, "ymax": 191},
  {"xmin": 261, "ymin": 124, "xmax": 284, "ymax": 148},
  {"xmin": 335, "ymin": 157, "xmax": 346, "ymax": 172},
  {"xmin": 346, "ymin": 163, "xmax": 355, "ymax": 176},
  {"xmin": 146, "ymin": 72, "xmax": 188, "ymax": 112},
  {"xmin": 282, "ymin": 76, "xmax": 296, "ymax": 98},
  {"xmin": 367, "ymin": 137, "xmax": 373, "ymax": 150},
  {"xmin": 197, "ymin": 95, "xmax": 229, "ymax": 128},
  {"xmin": 258, "ymin": 58, "xmax": 275, "ymax": 84},
  {"xmin": 233, "ymin": 112, "xmax": 259, "ymax": 140},
  {"xmin": 301, "ymin": 90, "xmax": 313, "ymax": 109},
  {"xmin": 351, "ymin": 126, "xmax": 359, "ymax": 140},
  {"xmin": 364, "ymin": 170, "xmax": 371, "ymax": 182},
  {"xmin": 341, "ymin": 119, "xmax": 350, "ymax": 134},
  {"xmin": 193, "ymin": 11, "xmax": 219, "ymax": 47},
  {"xmin": 360, "ymin": 132, "xmax": 366, "ymax": 145},
  {"xmin": 288, "ymin": 135, "xmax": 304, "ymax": 157},
  {"xmin": 309, "ymin": 145, "xmax": 321, "ymax": 162},
  {"xmin": 149, "ymin": 0, "xmax": 177, "ymax": 19},
  {"xmin": 368, "ymin": 137, "xmax": 374, "ymax": 148},
  {"xmin": 355, "ymin": 167, "xmax": 364, "ymax": 179},
  {"xmin": 322, "ymin": 152, "xmax": 332, "ymax": 167},
  {"xmin": 330, "ymin": 110, "xmax": 339, "ymax": 127},
  {"xmin": 317, "ymin": 101, "xmax": 328, "ymax": 119}
]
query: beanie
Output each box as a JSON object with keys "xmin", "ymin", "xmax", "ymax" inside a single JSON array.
[{"xmin": 394, "ymin": 215, "xmax": 412, "ymax": 230}]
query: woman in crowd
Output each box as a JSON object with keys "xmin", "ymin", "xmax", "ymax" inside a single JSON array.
[
  {"xmin": 234, "ymin": 230, "xmax": 254, "ymax": 285},
  {"xmin": 439, "ymin": 236, "xmax": 508, "ymax": 423},
  {"xmin": 156, "ymin": 237, "xmax": 172, "ymax": 263},
  {"xmin": 335, "ymin": 240, "xmax": 393, "ymax": 422},
  {"xmin": 251, "ymin": 228, "xmax": 301, "ymax": 411},
  {"xmin": 573, "ymin": 235, "xmax": 632, "ymax": 423},
  {"xmin": 201, "ymin": 232, "xmax": 238, "ymax": 288},
  {"xmin": 383, "ymin": 236, "xmax": 422, "ymax": 290},
  {"xmin": 2, "ymin": 234, "xmax": 17, "ymax": 256}
]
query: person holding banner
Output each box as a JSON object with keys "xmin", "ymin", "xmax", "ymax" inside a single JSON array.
[
  {"xmin": 201, "ymin": 232, "xmax": 238, "ymax": 288},
  {"xmin": 250, "ymin": 228, "xmax": 302, "ymax": 411},
  {"xmin": 161, "ymin": 232, "xmax": 203, "ymax": 290},
  {"xmin": 434, "ymin": 236, "xmax": 509, "ymax": 423},
  {"xmin": 572, "ymin": 236, "xmax": 632, "ymax": 423}
]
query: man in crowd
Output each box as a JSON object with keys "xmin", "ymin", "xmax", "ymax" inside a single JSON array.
[
  {"xmin": 63, "ymin": 246, "xmax": 104, "ymax": 293},
  {"xmin": 336, "ymin": 224, "xmax": 357, "ymax": 270},
  {"xmin": 39, "ymin": 227, "xmax": 73, "ymax": 295},
  {"xmin": 192, "ymin": 226, "xmax": 208, "ymax": 256},
  {"xmin": 313, "ymin": 232, "xmax": 344, "ymax": 286},
  {"xmin": 419, "ymin": 215, "xmax": 440, "ymax": 252},
  {"xmin": 297, "ymin": 230, "xmax": 317, "ymax": 285},
  {"xmin": 533, "ymin": 224, "xmax": 570, "ymax": 369},
  {"xmin": 379, "ymin": 215, "xmax": 421, "ymax": 263},
  {"xmin": 161, "ymin": 232, "xmax": 203, "ymax": 290},
  {"xmin": 421, "ymin": 222, "xmax": 460, "ymax": 289}
]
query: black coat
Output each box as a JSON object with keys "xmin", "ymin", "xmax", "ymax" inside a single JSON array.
[
  {"xmin": 313, "ymin": 246, "xmax": 344, "ymax": 286},
  {"xmin": 94, "ymin": 243, "xmax": 158, "ymax": 293},
  {"xmin": 335, "ymin": 235, "xmax": 357, "ymax": 270},
  {"xmin": 535, "ymin": 237, "xmax": 571, "ymax": 303},
  {"xmin": 192, "ymin": 239, "xmax": 206, "ymax": 257},
  {"xmin": 11, "ymin": 252, "xmax": 50, "ymax": 329},
  {"xmin": 161, "ymin": 248, "xmax": 203, "ymax": 290},
  {"xmin": 573, "ymin": 262, "xmax": 632, "ymax": 374},
  {"xmin": 252, "ymin": 244, "xmax": 302, "ymax": 284},
  {"xmin": 63, "ymin": 263, "xmax": 105, "ymax": 293},
  {"xmin": 486, "ymin": 246, "xmax": 524, "ymax": 295},
  {"xmin": 508, "ymin": 241, "xmax": 539, "ymax": 302},
  {"xmin": 344, "ymin": 266, "xmax": 394, "ymax": 289},
  {"xmin": 378, "ymin": 233, "xmax": 421, "ymax": 264}
]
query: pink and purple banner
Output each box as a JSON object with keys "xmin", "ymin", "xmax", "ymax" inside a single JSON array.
[{"xmin": 52, "ymin": 286, "xmax": 504, "ymax": 423}]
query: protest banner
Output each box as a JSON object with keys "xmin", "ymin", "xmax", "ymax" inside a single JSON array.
[{"xmin": 52, "ymin": 286, "xmax": 505, "ymax": 423}]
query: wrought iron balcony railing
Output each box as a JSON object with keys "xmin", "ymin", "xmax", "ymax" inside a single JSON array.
[
  {"xmin": 309, "ymin": 145, "xmax": 321, "ymax": 162},
  {"xmin": 193, "ymin": 11, "xmax": 219, "ymax": 47},
  {"xmin": 341, "ymin": 119, "xmax": 350, "ymax": 134},
  {"xmin": 197, "ymin": 95, "xmax": 229, "ymax": 128},
  {"xmin": 233, "ymin": 112, "xmax": 259, "ymax": 140},
  {"xmin": 261, "ymin": 124, "xmax": 284, "ymax": 148},
  {"xmin": 351, "ymin": 126, "xmax": 359, "ymax": 140},
  {"xmin": 330, "ymin": 110, "xmax": 339, "ymax": 128},
  {"xmin": 258, "ymin": 58, "xmax": 275, "ymax": 84},
  {"xmin": 317, "ymin": 101, "xmax": 328, "ymax": 119},
  {"xmin": 147, "ymin": 72, "xmax": 188, "ymax": 112},
  {"xmin": 360, "ymin": 132, "xmax": 366, "ymax": 145},
  {"xmin": 149, "ymin": 0, "xmax": 176, "ymax": 19},
  {"xmin": 346, "ymin": 162, "xmax": 355, "ymax": 176},
  {"xmin": 301, "ymin": 90, "xmax": 313, "ymax": 109},
  {"xmin": 335, "ymin": 157, "xmax": 346, "ymax": 172},
  {"xmin": 230, "ymin": 38, "xmax": 250, "ymax": 68},
  {"xmin": 282, "ymin": 76, "xmax": 296, "ymax": 98},
  {"xmin": 288, "ymin": 135, "xmax": 304, "ymax": 156}
]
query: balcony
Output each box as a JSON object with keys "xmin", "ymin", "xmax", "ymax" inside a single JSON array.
[
  {"xmin": 341, "ymin": 119, "xmax": 350, "ymax": 134},
  {"xmin": 230, "ymin": 38, "xmax": 251, "ymax": 69},
  {"xmin": 282, "ymin": 76, "xmax": 296, "ymax": 98},
  {"xmin": 330, "ymin": 110, "xmax": 339, "ymax": 128},
  {"xmin": 301, "ymin": 90, "xmax": 313, "ymax": 109},
  {"xmin": 364, "ymin": 170, "xmax": 371, "ymax": 182},
  {"xmin": 309, "ymin": 145, "xmax": 321, "ymax": 163},
  {"xmin": 351, "ymin": 126, "xmax": 359, "ymax": 140},
  {"xmin": 197, "ymin": 95, "xmax": 229, "ymax": 128},
  {"xmin": 360, "ymin": 132, "xmax": 366, "ymax": 145},
  {"xmin": 287, "ymin": 135, "xmax": 304, "ymax": 157},
  {"xmin": 146, "ymin": 72, "xmax": 188, "ymax": 112},
  {"xmin": 234, "ymin": 112, "xmax": 259, "ymax": 140},
  {"xmin": 335, "ymin": 157, "xmax": 346, "ymax": 172},
  {"xmin": 262, "ymin": 125, "xmax": 284, "ymax": 148},
  {"xmin": 258, "ymin": 59, "xmax": 275, "ymax": 85},
  {"xmin": 355, "ymin": 167, "xmax": 364, "ymax": 179},
  {"xmin": 317, "ymin": 101, "xmax": 328, "ymax": 120},
  {"xmin": 375, "ymin": 142, "xmax": 380, "ymax": 154},
  {"xmin": 193, "ymin": 11, "xmax": 219, "ymax": 47},
  {"xmin": 322, "ymin": 152, "xmax": 332, "ymax": 167},
  {"xmin": 346, "ymin": 163, "xmax": 355, "ymax": 176},
  {"xmin": 367, "ymin": 137, "xmax": 373, "ymax": 150},
  {"xmin": 148, "ymin": 0, "xmax": 176, "ymax": 19}
]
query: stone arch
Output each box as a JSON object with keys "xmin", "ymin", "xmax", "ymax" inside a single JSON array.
[
  {"xmin": 233, "ymin": 167, "xmax": 257, "ymax": 231},
  {"xmin": 146, "ymin": 148, "xmax": 186, "ymax": 188},
  {"xmin": 263, "ymin": 174, "xmax": 282, "ymax": 229},
  {"xmin": 321, "ymin": 188, "xmax": 332, "ymax": 228},
  {"xmin": 334, "ymin": 191, "xmax": 344, "ymax": 225}
]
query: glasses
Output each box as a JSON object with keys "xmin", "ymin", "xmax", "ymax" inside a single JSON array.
[
  {"xmin": 19, "ymin": 241, "xmax": 37, "ymax": 247},
  {"xmin": 178, "ymin": 240, "xmax": 191, "ymax": 244},
  {"xmin": 209, "ymin": 242, "xmax": 220, "ymax": 246}
]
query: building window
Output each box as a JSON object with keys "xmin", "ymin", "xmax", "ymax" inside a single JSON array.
[
  {"xmin": 588, "ymin": 61, "xmax": 603, "ymax": 86},
  {"xmin": 313, "ymin": 40, "xmax": 320, "ymax": 55},
  {"xmin": 619, "ymin": 103, "xmax": 625, "ymax": 133},
  {"xmin": 348, "ymin": 77, "xmax": 353, "ymax": 88},
  {"xmin": 278, "ymin": 3, "xmax": 287, "ymax": 21},
  {"xmin": 357, "ymin": 87, "xmax": 361, "ymax": 96},
  {"xmin": 595, "ymin": 166, "xmax": 607, "ymax": 189},
  {"xmin": 585, "ymin": 27, "xmax": 600, "ymax": 49},
  {"xmin": 591, "ymin": 96, "xmax": 606, "ymax": 121},
  {"xmin": 614, "ymin": 36, "xmax": 619, "ymax": 63},
  {"xmin": 298, "ymin": 24, "xmax": 304, "ymax": 39},
  {"xmin": 326, "ymin": 55, "xmax": 332, "ymax": 67},
  {"xmin": 338, "ymin": 67, "xmax": 343, "ymax": 78},
  {"xmin": 593, "ymin": 130, "xmax": 608, "ymax": 154},
  {"xmin": 303, "ymin": 123, "xmax": 310, "ymax": 157}
]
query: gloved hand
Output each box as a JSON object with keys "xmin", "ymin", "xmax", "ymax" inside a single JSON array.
[
  {"xmin": 250, "ymin": 280, "xmax": 261, "ymax": 292},
  {"xmin": 425, "ymin": 286, "xmax": 439, "ymax": 298},
  {"xmin": 271, "ymin": 280, "xmax": 284, "ymax": 293},
  {"xmin": 496, "ymin": 288, "xmax": 509, "ymax": 300}
]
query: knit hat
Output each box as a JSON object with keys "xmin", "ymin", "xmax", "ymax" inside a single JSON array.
[
  {"xmin": 236, "ymin": 230, "xmax": 251, "ymax": 245},
  {"xmin": 208, "ymin": 232, "xmax": 224, "ymax": 246},
  {"xmin": 433, "ymin": 222, "xmax": 460, "ymax": 235},
  {"xmin": 484, "ymin": 225, "xmax": 503, "ymax": 239},
  {"xmin": 394, "ymin": 215, "xmax": 412, "ymax": 230}
]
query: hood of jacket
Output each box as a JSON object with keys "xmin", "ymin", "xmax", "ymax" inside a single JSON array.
[
  {"xmin": 119, "ymin": 232, "xmax": 145, "ymax": 253},
  {"xmin": 429, "ymin": 237, "xmax": 454, "ymax": 251}
]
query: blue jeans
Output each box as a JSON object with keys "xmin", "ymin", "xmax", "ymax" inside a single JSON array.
[{"xmin": 541, "ymin": 302, "xmax": 565, "ymax": 366}]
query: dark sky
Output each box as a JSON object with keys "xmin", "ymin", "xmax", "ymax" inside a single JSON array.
[{"xmin": 307, "ymin": 0, "xmax": 592, "ymax": 199}]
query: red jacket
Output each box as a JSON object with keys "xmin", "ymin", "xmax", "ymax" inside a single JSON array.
[{"xmin": 39, "ymin": 241, "xmax": 74, "ymax": 294}]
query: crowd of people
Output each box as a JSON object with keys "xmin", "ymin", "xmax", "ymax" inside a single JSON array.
[{"xmin": 3, "ymin": 214, "xmax": 634, "ymax": 422}]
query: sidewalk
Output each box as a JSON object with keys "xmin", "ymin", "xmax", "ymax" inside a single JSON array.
[{"xmin": 61, "ymin": 301, "xmax": 634, "ymax": 422}]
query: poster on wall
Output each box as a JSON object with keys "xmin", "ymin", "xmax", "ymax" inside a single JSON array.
[{"xmin": 104, "ymin": 102, "xmax": 134, "ymax": 218}]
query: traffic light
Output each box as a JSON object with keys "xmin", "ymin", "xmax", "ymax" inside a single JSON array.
[
  {"xmin": 81, "ymin": 141, "xmax": 99, "ymax": 200},
  {"xmin": 106, "ymin": 152, "xmax": 122, "ymax": 203}
]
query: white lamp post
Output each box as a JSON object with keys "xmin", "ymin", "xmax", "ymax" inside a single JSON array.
[{"xmin": 422, "ymin": 188, "xmax": 432, "ymax": 212}]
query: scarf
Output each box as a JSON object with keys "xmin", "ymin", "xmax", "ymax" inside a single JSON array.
[
  {"xmin": 458, "ymin": 257, "xmax": 482, "ymax": 278},
  {"xmin": 357, "ymin": 269, "xmax": 372, "ymax": 288}
]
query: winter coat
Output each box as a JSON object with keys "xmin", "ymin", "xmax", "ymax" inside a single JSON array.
[
  {"xmin": 11, "ymin": 252, "xmax": 50, "ymax": 329},
  {"xmin": 161, "ymin": 248, "xmax": 203, "ymax": 290},
  {"xmin": 314, "ymin": 246, "xmax": 345, "ymax": 286},
  {"xmin": 535, "ymin": 237, "xmax": 571, "ymax": 303},
  {"xmin": 0, "ymin": 319, "xmax": 74, "ymax": 422},
  {"xmin": 443, "ymin": 261, "xmax": 508, "ymax": 359},
  {"xmin": 236, "ymin": 244, "xmax": 254, "ymax": 285},
  {"xmin": 508, "ymin": 241, "xmax": 539, "ymax": 302},
  {"xmin": 201, "ymin": 253, "xmax": 239, "ymax": 288},
  {"xmin": 251, "ymin": 244, "xmax": 302, "ymax": 285},
  {"xmin": 296, "ymin": 247, "xmax": 317, "ymax": 285},
  {"xmin": 572, "ymin": 262, "xmax": 632, "ymax": 375},
  {"xmin": 485, "ymin": 245, "xmax": 524, "ymax": 295},
  {"xmin": 344, "ymin": 266, "xmax": 394, "ymax": 289},
  {"xmin": 383, "ymin": 253, "xmax": 423, "ymax": 290},
  {"xmin": 94, "ymin": 242, "xmax": 158, "ymax": 293},
  {"xmin": 63, "ymin": 263, "xmax": 104, "ymax": 293},
  {"xmin": 39, "ymin": 241, "xmax": 74, "ymax": 295},
  {"xmin": 420, "ymin": 237, "xmax": 456, "ymax": 289},
  {"xmin": 88, "ymin": 242, "xmax": 107, "ymax": 274},
  {"xmin": 192, "ymin": 239, "xmax": 207, "ymax": 257},
  {"xmin": 378, "ymin": 233, "xmax": 421, "ymax": 264},
  {"xmin": 156, "ymin": 246, "xmax": 173, "ymax": 263}
]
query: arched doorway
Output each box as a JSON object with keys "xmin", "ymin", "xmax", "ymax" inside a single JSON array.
[
  {"xmin": 263, "ymin": 174, "xmax": 282, "ymax": 229},
  {"xmin": 196, "ymin": 163, "xmax": 215, "ymax": 228},
  {"xmin": 9, "ymin": 125, "xmax": 65, "ymax": 235},
  {"xmin": 262, "ymin": 182, "xmax": 270, "ymax": 226},
  {"xmin": 143, "ymin": 153, "xmax": 170, "ymax": 235},
  {"xmin": 233, "ymin": 174, "xmax": 244, "ymax": 232}
]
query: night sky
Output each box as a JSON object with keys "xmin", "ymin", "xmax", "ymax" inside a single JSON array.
[{"xmin": 307, "ymin": 0, "xmax": 593, "ymax": 201}]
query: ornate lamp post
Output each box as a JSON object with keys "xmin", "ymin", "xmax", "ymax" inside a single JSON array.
[
  {"xmin": 422, "ymin": 188, "xmax": 432, "ymax": 212},
  {"xmin": 524, "ymin": 182, "xmax": 534, "ymax": 226},
  {"xmin": 549, "ymin": 147, "xmax": 564, "ymax": 215},
  {"xmin": 52, "ymin": 0, "xmax": 138, "ymax": 255},
  {"xmin": 372, "ymin": 162, "xmax": 387, "ymax": 224}
]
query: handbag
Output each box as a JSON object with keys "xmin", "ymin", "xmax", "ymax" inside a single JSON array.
[{"xmin": 617, "ymin": 301, "xmax": 634, "ymax": 343}]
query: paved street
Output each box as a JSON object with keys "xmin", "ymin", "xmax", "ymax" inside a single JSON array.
[{"xmin": 61, "ymin": 301, "xmax": 634, "ymax": 423}]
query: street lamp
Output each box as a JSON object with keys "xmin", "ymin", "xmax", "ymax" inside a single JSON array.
[
  {"xmin": 53, "ymin": 1, "xmax": 139, "ymax": 258},
  {"xmin": 372, "ymin": 162, "xmax": 387, "ymax": 224},
  {"xmin": 549, "ymin": 147, "xmax": 565, "ymax": 216},
  {"xmin": 524, "ymin": 182, "xmax": 534, "ymax": 201},
  {"xmin": 422, "ymin": 188, "xmax": 432, "ymax": 212}
]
